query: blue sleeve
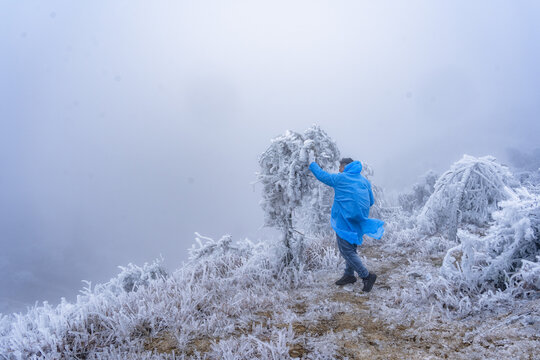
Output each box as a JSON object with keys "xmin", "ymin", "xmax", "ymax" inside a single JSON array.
[
  {"xmin": 309, "ymin": 162, "xmax": 340, "ymax": 187},
  {"xmin": 368, "ymin": 184, "xmax": 375, "ymax": 207}
]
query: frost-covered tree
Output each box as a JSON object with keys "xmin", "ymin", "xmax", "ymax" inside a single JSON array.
[
  {"xmin": 418, "ymin": 155, "xmax": 516, "ymax": 241},
  {"xmin": 258, "ymin": 125, "xmax": 340, "ymax": 264}
]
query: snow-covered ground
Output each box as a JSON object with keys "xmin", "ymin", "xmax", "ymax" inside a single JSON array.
[{"xmin": 1, "ymin": 155, "xmax": 539, "ymax": 359}]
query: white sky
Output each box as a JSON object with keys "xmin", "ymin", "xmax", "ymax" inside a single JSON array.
[{"xmin": 1, "ymin": 0, "xmax": 540, "ymax": 313}]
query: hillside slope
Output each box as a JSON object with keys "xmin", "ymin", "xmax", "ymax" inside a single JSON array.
[
  {"xmin": 1, "ymin": 230, "xmax": 538, "ymax": 359},
  {"xmin": 2, "ymin": 155, "xmax": 539, "ymax": 359}
]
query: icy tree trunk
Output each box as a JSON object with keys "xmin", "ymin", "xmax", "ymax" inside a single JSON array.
[{"xmin": 283, "ymin": 212, "xmax": 294, "ymax": 265}]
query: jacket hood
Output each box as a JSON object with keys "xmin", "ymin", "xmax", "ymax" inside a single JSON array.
[{"xmin": 344, "ymin": 160, "xmax": 362, "ymax": 174}]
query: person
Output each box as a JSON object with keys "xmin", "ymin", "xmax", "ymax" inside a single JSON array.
[{"xmin": 309, "ymin": 157, "xmax": 384, "ymax": 292}]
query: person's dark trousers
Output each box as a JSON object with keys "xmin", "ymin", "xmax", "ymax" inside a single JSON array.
[{"xmin": 336, "ymin": 234, "xmax": 369, "ymax": 279}]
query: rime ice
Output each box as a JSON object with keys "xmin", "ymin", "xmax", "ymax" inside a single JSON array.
[
  {"xmin": 257, "ymin": 125, "xmax": 340, "ymax": 264},
  {"xmin": 1, "ymin": 152, "xmax": 538, "ymax": 359}
]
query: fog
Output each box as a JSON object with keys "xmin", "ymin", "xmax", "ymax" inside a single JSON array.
[{"xmin": 1, "ymin": 1, "xmax": 539, "ymax": 314}]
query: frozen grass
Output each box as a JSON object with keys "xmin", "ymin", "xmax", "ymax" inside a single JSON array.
[{"xmin": 0, "ymin": 232, "xmax": 346, "ymax": 359}]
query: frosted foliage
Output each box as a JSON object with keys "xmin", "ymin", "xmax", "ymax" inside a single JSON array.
[
  {"xmin": 188, "ymin": 232, "xmax": 250, "ymax": 261},
  {"xmin": 514, "ymin": 257, "xmax": 540, "ymax": 290},
  {"xmin": 379, "ymin": 155, "xmax": 540, "ymax": 320},
  {"xmin": 361, "ymin": 162, "xmax": 386, "ymax": 218},
  {"xmin": 515, "ymin": 169, "xmax": 540, "ymax": 195},
  {"xmin": 0, "ymin": 233, "xmax": 345, "ymax": 359},
  {"xmin": 405, "ymin": 190, "xmax": 540, "ymax": 318},
  {"xmin": 0, "ymin": 260, "xmax": 170, "ymax": 359},
  {"xmin": 297, "ymin": 126, "xmax": 341, "ymax": 236},
  {"xmin": 418, "ymin": 155, "xmax": 515, "ymax": 241},
  {"xmin": 258, "ymin": 125, "xmax": 340, "ymax": 262},
  {"xmin": 118, "ymin": 261, "xmax": 168, "ymax": 293},
  {"xmin": 440, "ymin": 190, "xmax": 540, "ymax": 292},
  {"xmin": 258, "ymin": 129, "xmax": 304, "ymax": 229},
  {"xmin": 399, "ymin": 170, "xmax": 438, "ymax": 213},
  {"xmin": 2, "ymin": 151, "xmax": 540, "ymax": 358},
  {"xmin": 258, "ymin": 125, "xmax": 339, "ymax": 230}
]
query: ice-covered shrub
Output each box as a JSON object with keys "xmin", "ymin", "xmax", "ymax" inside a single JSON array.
[
  {"xmin": 511, "ymin": 256, "xmax": 540, "ymax": 294},
  {"xmin": 302, "ymin": 234, "xmax": 341, "ymax": 271},
  {"xmin": 399, "ymin": 170, "xmax": 438, "ymax": 213},
  {"xmin": 258, "ymin": 125, "xmax": 340, "ymax": 264},
  {"xmin": 441, "ymin": 189, "xmax": 539, "ymax": 289},
  {"xmin": 418, "ymin": 155, "xmax": 516, "ymax": 241},
  {"xmin": 507, "ymin": 148, "xmax": 540, "ymax": 194},
  {"xmin": 189, "ymin": 232, "xmax": 247, "ymax": 260},
  {"xmin": 0, "ymin": 257, "xmax": 171, "ymax": 359},
  {"xmin": 512, "ymin": 168, "xmax": 540, "ymax": 197},
  {"xmin": 381, "ymin": 156, "xmax": 538, "ymax": 318},
  {"xmin": 413, "ymin": 188, "xmax": 540, "ymax": 317},
  {"xmin": 116, "ymin": 260, "xmax": 168, "ymax": 293}
]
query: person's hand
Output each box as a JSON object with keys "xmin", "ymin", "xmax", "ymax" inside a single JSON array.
[{"xmin": 304, "ymin": 139, "xmax": 314, "ymax": 147}]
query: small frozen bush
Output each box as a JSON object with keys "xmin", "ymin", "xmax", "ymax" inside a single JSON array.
[
  {"xmin": 399, "ymin": 170, "xmax": 438, "ymax": 213},
  {"xmin": 116, "ymin": 260, "xmax": 168, "ymax": 293},
  {"xmin": 0, "ymin": 258, "xmax": 171, "ymax": 359},
  {"xmin": 510, "ymin": 257, "xmax": 540, "ymax": 294},
  {"xmin": 507, "ymin": 149, "xmax": 540, "ymax": 194},
  {"xmin": 514, "ymin": 169, "xmax": 540, "ymax": 195},
  {"xmin": 416, "ymin": 188, "xmax": 540, "ymax": 316},
  {"xmin": 188, "ymin": 232, "xmax": 249, "ymax": 261},
  {"xmin": 303, "ymin": 234, "xmax": 341, "ymax": 271},
  {"xmin": 418, "ymin": 155, "xmax": 516, "ymax": 241}
]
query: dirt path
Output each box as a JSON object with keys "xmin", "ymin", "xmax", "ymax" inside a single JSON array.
[
  {"xmin": 144, "ymin": 241, "xmax": 538, "ymax": 359},
  {"xmin": 281, "ymin": 247, "xmax": 443, "ymax": 360},
  {"xmin": 283, "ymin": 242, "xmax": 539, "ymax": 359}
]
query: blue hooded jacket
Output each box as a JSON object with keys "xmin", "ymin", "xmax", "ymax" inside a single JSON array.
[{"xmin": 309, "ymin": 161, "xmax": 385, "ymax": 245}]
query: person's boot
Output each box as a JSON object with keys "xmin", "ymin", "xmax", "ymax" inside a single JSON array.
[
  {"xmin": 335, "ymin": 274, "xmax": 357, "ymax": 286},
  {"xmin": 362, "ymin": 273, "xmax": 377, "ymax": 292}
]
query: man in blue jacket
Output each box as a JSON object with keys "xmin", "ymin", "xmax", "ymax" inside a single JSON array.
[{"xmin": 309, "ymin": 157, "xmax": 384, "ymax": 292}]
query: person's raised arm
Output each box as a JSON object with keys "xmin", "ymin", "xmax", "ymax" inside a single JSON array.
[{"xmin": 309, "ymin": 162, "xmax": 340, "ymax": 187}]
